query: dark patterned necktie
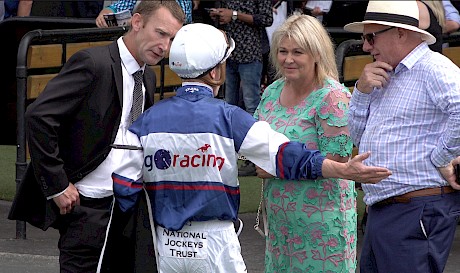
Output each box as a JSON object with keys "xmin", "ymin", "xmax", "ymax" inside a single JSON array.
[{"xmin": 129, "ymin": 70, "xmax": 144, "ymax": 125}]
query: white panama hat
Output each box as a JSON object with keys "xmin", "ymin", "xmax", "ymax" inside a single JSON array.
[
  {"xmin": 344, "ymin": 0, "xmax": 436, "ymax": 45},
  {"xmin": 169, "ymin": 23, "xmax": 235, "ymax": 79}
]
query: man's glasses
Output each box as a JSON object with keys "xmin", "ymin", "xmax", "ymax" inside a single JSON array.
[{"xmin": 361, "ymin": 27, "xmax": 395, "ymax": 45}]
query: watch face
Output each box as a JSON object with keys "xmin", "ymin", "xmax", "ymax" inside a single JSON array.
[{"xmin": 232, "ymin": 11, "xmax": 237, "ymax": 20}]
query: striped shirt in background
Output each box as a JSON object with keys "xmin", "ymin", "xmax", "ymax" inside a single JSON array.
[{"xmin": 107, "ymin": 0, "xmax": 192, "ymax": 24}]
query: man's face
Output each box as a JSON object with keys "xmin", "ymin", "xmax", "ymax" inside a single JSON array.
[
  {"xmin": 362, "ymin": 24, "xmax": 399, "ymax": 67},
  {"xmin": 134, "ymin": 7, "xmax": 183, "ymax": 66}
]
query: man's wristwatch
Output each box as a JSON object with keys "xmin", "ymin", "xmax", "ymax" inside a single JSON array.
[{"xmin": 232, "ymin": 10, "xmax": 238, "ymax": 21}]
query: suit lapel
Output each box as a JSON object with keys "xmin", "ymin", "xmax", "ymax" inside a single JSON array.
[
  {"xmin": 143, "ymin": 69, "xmax": 156, "ymax": 107},
  {"xmin": 108, "ymin": 41, "xmax": 124, "ymax": 108}
]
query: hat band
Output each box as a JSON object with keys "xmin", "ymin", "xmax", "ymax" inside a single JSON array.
[{"xmin": 364, "ymin": 12, "xmax": 418, "ymax": 27}]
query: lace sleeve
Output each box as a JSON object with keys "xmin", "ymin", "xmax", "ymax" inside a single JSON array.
[{"xmin": 316, "ymin": 84, "xmax": 353, "ymax": 157}]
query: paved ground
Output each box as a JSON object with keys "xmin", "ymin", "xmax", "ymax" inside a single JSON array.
[{"xmin": 1, "ymin": 199, "xmax": 460, "ymax": 273}]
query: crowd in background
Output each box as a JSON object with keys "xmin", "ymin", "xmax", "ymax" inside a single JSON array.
[{"xmin": 2, "ymin": 1, "xmax": 460, "ymax": 31}]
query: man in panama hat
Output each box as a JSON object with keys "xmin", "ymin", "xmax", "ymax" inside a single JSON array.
[{"xmin": 344, "ymin": 1, "xmax": 460, "ymax": 272}]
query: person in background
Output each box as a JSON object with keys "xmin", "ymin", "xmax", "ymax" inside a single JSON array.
[
  {"xmin": 210, "ymin": 0, "xmax": 273, "ymax": 177},
  {"xmin": 261, "ymin": 24, "xmax": 273, "ymax": 92},
  {"xmin": 8, "ymin": 2, "xmax": 185, "ymax": 273},
  {"xmin": 301, "ymin": 0, "xmax": 332, "ymax": 23},
  {"xmin": 443, "ymin": 0, "xmax": 460, "ymax": 33},
  {"xmin": 321, "ymin": 0, "xmax": 368, "ymax": 27},
  {"xmin": 29, "ymin": 1, "xmax": 103, "ymax": 18},
  {"xmin": 418, "ymin": 0, "xmax": 445, "ymax": 52},
  {"xmin": 261, "ymin": 0, "xmax": 295, "ymax": 91},
  {"xmin": 192, "ymin": 0, "xmax": 217, "ymax": 26},
  {"xmin": 344, "ymin": 1, "xmax": 460, "ymax": 272},
  {"xmin": 110, "ymin": 21, "xmax": 391, "ymax": 273},
  {"xmin": 2, "ymin": 0, "xmax": 32, "ymax": 19},
  {"xmin": 96, "ymin": 0, "xmax": 193, "ymax": 27},
  {"xmin": 0, "ymin": 1, "xmax": 4, "ymax": 20},
  {"xmin": 254, "ymin": 14, "xmax": 357, "ymax": 272}
]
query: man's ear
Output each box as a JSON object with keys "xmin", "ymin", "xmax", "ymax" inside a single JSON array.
[
  {"xmin": 209, "ymin": 67, "xmax": 218, "ymax": 80},
  {"xmin": 130, "ymin": 13, "xmax": 142, "ymax": 31},
  {"xmin": 397, "ymin": 27, "xmax": 409, "ymax": 40}
]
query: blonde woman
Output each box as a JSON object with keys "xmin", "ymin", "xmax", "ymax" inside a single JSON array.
[{"xmin": 254, "ymin": 14, "xmax": 356, "ymax": 272}]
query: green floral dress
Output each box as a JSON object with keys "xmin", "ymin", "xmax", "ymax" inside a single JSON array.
[{"xmin": 254, "ymin": 78, "xmax": 356, "ymax": 273}]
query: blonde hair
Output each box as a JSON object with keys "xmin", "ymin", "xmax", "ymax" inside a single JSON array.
[
  {"xmin": 422, "ymin": 0, "xmax": 446, "ymax": 28},
  {"xmin": 270, "ymin": 14, "xmax": 338, "ymax": 87}
]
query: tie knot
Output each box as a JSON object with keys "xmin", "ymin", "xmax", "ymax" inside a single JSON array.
[{"xmin": 133, "ymin": 70, "xmax": 143, "ymax": 82}]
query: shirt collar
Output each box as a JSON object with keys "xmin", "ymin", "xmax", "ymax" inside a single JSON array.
[
  {"xmin": 177, "ymin": 83, "xmax": 214, "ymax": 98},
  {"xmin": 118, "ymin": 36, "xmax": 146, "ymax": 75},
  {"xmin": 395, "ymin": 42, "xmax": 430, "ymax": 74},
  {"xmin": 182, "ymin": 82, "xmax": 213, "ymax": 91}
]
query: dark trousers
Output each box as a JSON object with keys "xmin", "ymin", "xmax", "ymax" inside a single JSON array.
[
  {"xmin": 360, "ymin": 191, "xmax": 460, "ymax": 273},
  {"xmin": 58, "ymin": 195, "xmax": 112, "ymax": 273},
  {"xmin": 58, "ymin": 193, "xmax": 157, "ymax": 273},
  {"xmin": 103, "ymin": 192, "xmax": 157, "ymax": 273}
]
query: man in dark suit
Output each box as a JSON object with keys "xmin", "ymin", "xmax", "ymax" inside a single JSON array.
[{"xmin": 8, "ymin": 2, "xmax": 184, "ymax": 272}]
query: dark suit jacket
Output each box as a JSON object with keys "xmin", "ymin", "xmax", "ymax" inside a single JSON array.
[{"xmin": 8, "ymin": 41, "xmax": 156, "ymax": 231}]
